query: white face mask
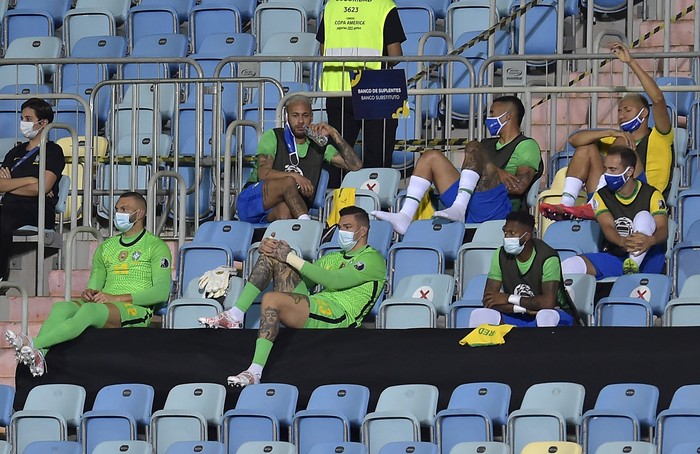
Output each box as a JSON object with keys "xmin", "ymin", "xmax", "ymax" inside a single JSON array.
[
  {"xmin": 20, "ymin": 121, "xmax": 39, "ymax": 139},
  {"xmin": 114, "ymin": 211, "xmax": 135, "ymax": 232},
  {"xmin": 503, "ymin": 233, "xmax": 527, "ymax": 256},
  {"xmin": 338, "ymin": 228, "xmax": 359, "ymax": 251}
]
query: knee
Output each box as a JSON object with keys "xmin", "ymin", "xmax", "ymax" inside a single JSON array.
[
  {"xmin": 574, "ymin": 144, "xmax": 600, "ymax": 159},
  {"xmin": 282, "ymin": 176, "xmax": 298, "ymax": 190},
  {"xmin": 49, "ymin": 301, "xmax": 79, "ymax": 317},
  {"xmin": 261, "ymin": 292, "xmax": 282, "ymax": 309},
  {"xmin": 420, "ymin": 148, "xmax": 445, "ymax": 165}
]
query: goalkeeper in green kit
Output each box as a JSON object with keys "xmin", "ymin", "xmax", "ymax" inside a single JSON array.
[
  {"xmin": 198, "ymin": 206, "xmax": 386, "ymax": 388},
  {"xmin": 5, "ymin": 192, "xmax": 172, "ymax": 376}
]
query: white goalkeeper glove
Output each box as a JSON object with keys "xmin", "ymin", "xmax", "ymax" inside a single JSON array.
[{"xmin": 198, "ymin": 266, "xmax": 237, "ymax": 299}]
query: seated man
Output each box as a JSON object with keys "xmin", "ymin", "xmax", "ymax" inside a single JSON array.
[
  {"xmin": 199, "ymin": 206, "xmax": 386, "ymax": 387},
  {"xmin": 541, "ymin": 41, "xmax": 673, "ymax": 220},
  {"xmin": 560, "ymin": 146, "xmax": 668, "ymax": 279},
  {"xmin": 237, "ymin": 94, "xmax": 362, "ymax": 223},
  {"xmin": 372, "ymin": 95, "xmax": 541, "ymax": 234},
  {"xmin": 0, "ymin": 98, "xmax": 66, "ymax": 281},
  {"xmin": 5, "ymin": 192, "xmax": 172, "ymax": 376},
  {"xmin": 480, "ymin": 211, "xmax": 578, "ymax": 327}
]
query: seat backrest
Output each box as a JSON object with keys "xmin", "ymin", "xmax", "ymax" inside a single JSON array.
[
  {"xmin": 447, "ymin": 383, "xmax": 512, "ymax": 427},
  {"xmin": 593, "ymin": 384, "xmax": 659, "ymax": 427},
  {"xmin": 447, "ymin": 442, "xmax": 510, "ymax": 454},
  {"xmin": 306, "ymin": 384, "xmax": 370, "ymax": 427},
  {"xmin": 189, "ymin": 5, "xmax": 242, "ymax": 53},
  {"xmin": 24, "ymin": 384, "xmax": 87, "ymax": 427},
  {"xmin": 669, "ymin": 385, "xmax": 700, "ymax": 410},
  {"xmin": 378, "ymin": 442, "xmax": 438, "ymax": 454},
  {"xmin": 396, "ymin": 4, "xmax": 435, "ymax": 33},
  {"xmin": 62, "ymin": 9, "xmax": 116, "ymax": 56},
  {"xmin": 609, "ymin": 274, "xmax": 672, "ymax": 316},
  {"xmin": 542, "ymin": 220, "xmax": 602, "ymax": 254},
  {"xmin": 197, "ymin": 32, "xmax": 256, "ymax": 58},
  {"xmin": 0, "ymin": 440, "xmax": 8, "ymax": 454},
  {"xmin": 166, "ymin": 299, "xmax": 221, "ymax": 329},
  {"xmin": 71, "ymin": 35, "xmax": 127, "ymax": 58},
  {"xmin": 235, "ymin": 383, "xmax": 299, "ymax": 427},
  {"xmin": 679, "ymin": 274, "xmax": 700, "ymax": 297},
  {"xmin": 392, "ymin": 274, "xmax": 455, "ymax": 315},
  {"xmin": 656, "ymin": 76, "xmax": 696, "ymax": 117},
  {"xmin": 471, "ymin": 220, "xmax": 508, "ymax": 243},
  {"xmin": 402, "ymin": 220, "xmax": 465, "ymax": 261},
  {"xmin": 54, "ymin": 175, "xmax": 71, "ymax": 215},
  {"xmin": 237, "ymin": 442, "xmax": 296, "ymax": 454},
  {"xmin": 308, "ymin": 442, "xmax": 368, "ymax": 454},
  {"xmin": 594, "ymin": 442, "xmax": 656, "ymax": 454},
  {"xmin": 262, "ymin": 220, "xmax": 323, "ymax": 260},
  {"xmin": 92, "ymin": 440, "xmax": 153, "ymax": 454},
  {"xmin": 260, "ymin": 32, "xmax": 318, "ymax": 56},
  {"xmin": 253, "ymin": 2, "xmax": 307, "ymax": 52},
  {"xmin": 126, "ymin": 5, "xmax": 178, "ymax": 50},
  {"xmin": 164, "ymin": 383, "xmax": 226, "ymax": 426},
  {"xmin": 447, "ymin": 0, "xmax": 495, "ymax": 40},
  {"xmin": 562, "ymin": 273, "xmax": 596, "ymax": 319},
  {"xmin": 520, "ymin": 441, "xmax": 581, "ymax": 454},
  {"xmin": 191, "ymin": 220, "xmax": 254, "ymax": 261},
  {"xmin": 75, "ymin": 0, "xmax": 131, "ymax": 25},
  {"xmin": 92, "ymin": 383, "xmax": 155, "ymax": 427},
  {"xmin": 23, "ymin": 441, "xmax": 82, "ymax": 454},
  {"xmin": 165, "ymin": 441, "xmax": 225, "ymax": 454},
  {"xmin": 520, "ymin": 382, "xmax": 585, "ymax": 425},
  {"xmin": 0, "ymin": 384, "xmax": 14, "ymax": 427},
  {"xmin": 140, "ymin": 0, "xmax": 196, "ymax": 23},
  {"xmin": 341, "ymin": 169, "xmax": 401, "ymax": 209},
  {"xmin": 375, "ymin": 384, "xmax": 439, "ymax": 426},
  {"xmin": 5, "ymin": 36, "xmax": 62, "ymax": 59}
]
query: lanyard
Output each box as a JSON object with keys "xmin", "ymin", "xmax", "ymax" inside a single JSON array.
[
  {"xmin": 283, "ymin": 122, "xmax": 300, "ymax": 167},
  {"xmin": 10, "ymin": 146, "xmax": 39, "ymax": 172}
]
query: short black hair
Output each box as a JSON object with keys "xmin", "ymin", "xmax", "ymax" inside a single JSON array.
[
  {"xmin": 21, "ymin": 98, "xmax": 53, "ymax": 124},
  {"xmin": 606, "ymin": 145, "xmax": 637, "ymax": 169},
  {"xmin": 493, "ymin": 95, "xmax": 525, "ymax": 126},
  {"xmin": 506, "ymin": 210, "xmax": 535, "ymax": 231},
  {"xmin": 339, "ymin": 205, "xmax": 370, "ymax": 228},
  {"xmin": 119, "ymin": 191, "xmax": 147, "ymax": 212}
]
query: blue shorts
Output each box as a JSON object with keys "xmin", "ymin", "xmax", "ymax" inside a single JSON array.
[
  {"xmin": 440, "ymin": 181, "xmax": 512, "ymax": 223},
  {"xmin": 583, "ymin": 244, "xmax": 666, "ymax": 280},
  {"xmin": 501, "ymin": 309, "xmax": 575, "ymax": 327},
  {"xmin": 237, "ymin": 182, "xmax": 270, "ymax": 223}
]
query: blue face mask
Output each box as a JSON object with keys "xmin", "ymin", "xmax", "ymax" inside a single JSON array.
[
  {"xmin": 503, "ymin": 233, "xmax": 527, "ymax": 256},
  {"xmin": 620, "ymin": 108, "xmax": 646, "ymax": 133},
  {"xmin": 604, "ymin": 167, "xmax": 631, "ymax": 192},
  {"xmin": 338, "ymin": 229, "xmax": 359, "ymax": 251},
  {"xmin": 485, "ymin": 111, "xmax": 508, "ymax": 136},
  {"xmin": 114, "ymin": 211, "xmax": 135, "ymax": 232}
]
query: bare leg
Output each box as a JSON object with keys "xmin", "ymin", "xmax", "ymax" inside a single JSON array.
[
  {"xmin": 262, "ymin": 177, "xmax": 309, "ymax": 220},
  {"xmin": 413, "ymin": 149, "xmax": 461, "ymax": 194},
  {"xmin": 566, "ymin": 144, "xmax": 605, "ymax": 194}
]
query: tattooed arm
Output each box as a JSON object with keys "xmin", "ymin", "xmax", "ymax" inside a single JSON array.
[{"xmin": 309, "ymin": 122, "xmax": 362, "ymax": 171}]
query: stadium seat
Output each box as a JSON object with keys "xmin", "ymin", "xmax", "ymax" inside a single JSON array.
[
  {"xmin": 448, "ymin": 299, "xmax": 485, "ymax": 329},
  {"xmin": 656, "ymin": 385, "xmax": 700, "ymax": 454},
  {"xmin": 378, "ymin": 442, "xmax": 438, "ymax": 454},
  {"xmin": 671, "ymin": 220, "xmax": 700, "ymax": 297},
  {"xmin": 126, "ymin": 6, "xmax": 179, "ymax": 53},
  {"xmin": 248, "ymin": 220, "xmax": 324, "ymax": 267},
  {"xmin": 151, "ymin": 383, "xmax": 226, "ymax": 454},
  {"xmin": 396, "ymin": 4, "xmax": 435, "ymax": 33},
  {"xmin": 165, "ymin": 441, "xmax": 225, "ymax": 454},
  {"xmin": 379, "ymin": 274, "xmax": 455, "ymax": 327},
  {"xmin": 74, "ymin": 0, "xmax": 131, "ymax": 26},
  {"xmin": 378, "ymin": 298, "xmax": 437, "ymax": 328},
  {"xmin": 510, "ymin": 0, "xmax": 559, "ymax": 67},
  {"xmin": 594, "ymin": 442, "xmax": 656, "ymax": 454},
  {"xmin": 92, "ymin": 441, "xmax": 153, "ymax": 454},
  {"xmin": 292, "ymin": 384, "xmax": 370, "ymax": 454},
  {"xmin": 542, "ymin": 220, "xmax": 602, "ymax": 259},
  {"xmin": 199, "ymin": 0, "xmax": 256, "ymax": 23},
  {"xmin": 325, "ymin": 168, "xmax": 401, "ymax": 219},
  {"xmin": 594, "ymin": 274, "xmax": 672, "ymax": 326},
  {"xmin": 435, "ymin": 383, "xmax": 512, "ymax": 454},
  {"xmin": 23, "ymin": 441, "xmax": 82, "ymax": 454},
  {"xmin": 663, "ymin": 275, "xmax": 700, "ymax": 325},
  {"xmin": 13, "ymin": 0, "xmax": 71, "ymax": 27},
  {"xmin": 5, "ymin": 36, "xmax": 62, "ymax": 77},
  {"xmin": 140, "ymin": 0, "xmax": 196, "ymax": 24},
  {"xmin": 507, "ymin": 383, "xmax": 585, "ymax": 454},
  {"xmin": 164, "ymin": 299, "xmax": 221, "ymax": 329},
  {"xmin": 319, "ymin": 219, "xmax": 394, "ymax": 258},
  {"xmin": 581, "ymin": 384, "xmax": 659, "ymax": 454},
  {"xmin": 81, "ymin": 383, "xmax": 155, "ymax": 454},
  {"xmin": 188, "ymin": 5, "xmax": 242, "ymax": 54},
  {"xmin": 0, "ymin": 384, "xmax": 14, "ymax": 429},
  {"xmin": 0, "ymin": 441, "xmax": 8, "ymax": 454},
  {"xmin": 520, "ymin": 442, "xmax": 581, "ymax": 454},
  {"xmin": 396, "ymin": 0, "xmax": 450, "ymax": 19},
  {"xmin": 62, "ymin": 9, "xmax": 116, "ymax": 56},
  {"xmin": 362, "ymin": 384, "xmax": 439, "ymax": 454},
  {"xmin": 10, "ymin": 384, "xmax": 86, "ymax": 454},
  {"xmin": 235, "ymin": 442, "xmax": 296, "ymax": 454},
  {"xmin": 309, "ymin": 443, "xmax": 368, "ymax": 454},
  {"xmin": 456, "ymin": 220, "xmax": 507, "ymax": 299},
  {"xmin": 222, "ymin": 383, "xmax": 299, "ymax": 454},
  {"xmin": 562, "ymin": 273, "xmax": 597, "ymax": 325},
  {"xmin": 448, "ymin": 442, "xmax": 510, "ymax": 454},
  {"xmin": 252, "ymin": 2, "xmax": 307, "ymax": 53}
]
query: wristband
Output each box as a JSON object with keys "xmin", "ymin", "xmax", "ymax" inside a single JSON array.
[
  {"xmin": 508, "ymin": 294, "xmax": 522, "ymax": 305},
  {"xmin": 285, "ymin": 251, "xmax": 305, "ymax": 271},
  {"xmin": 512, "ymin": 304, "xmax": 527, "ymax": 314}
]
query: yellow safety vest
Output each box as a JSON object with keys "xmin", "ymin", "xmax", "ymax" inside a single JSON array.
[{"xmin": 321, "ymin": 0, "xmax": 396, "ymax": 92}]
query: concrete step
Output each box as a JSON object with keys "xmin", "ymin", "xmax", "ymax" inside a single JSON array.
[
  {"xmin": 3, "ymin": 296, "xmax": 59, "ymax": 322},
  {"xmin": 531, "ymin": 98, "xmax": 590, "ymax": 126},
  {"xmin": 49, "ymin": 269, "xmax": 91, "ymax": 298},
  {"xmin": 639, "ymin": 20, "xmax": 695, "ymax": 47}
]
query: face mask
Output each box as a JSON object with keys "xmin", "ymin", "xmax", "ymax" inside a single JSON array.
[
  {"xmin": 20, "ymin": 121, "xmax": 39, "ymax": 139},
  {"xmin": 338, "ymin": 229, "xmax": 359, "ymax": 251},
  {"xmin": 114, "ymin": 211, "xmax": 135, "ymax": 232},
  {"xmin": 503, "ymin": 233, "xmax": 527, "ymax": 256},
  {"xmin": 620, "ymin": 108, "xmax": 646, "ymax": 133},
  {"xmin": 485, "ymin": 111, "xmax": 508, "ymax": 136},
  {"xmin": 604, "ymin": 167, "xmax": 631, "ymax": 192}
]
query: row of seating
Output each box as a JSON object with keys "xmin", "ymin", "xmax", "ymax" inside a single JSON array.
[{"xmin": 4, "ymin": 382, "xmax": 700, "ymax": 454}]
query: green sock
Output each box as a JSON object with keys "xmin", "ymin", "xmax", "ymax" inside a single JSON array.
[
  {"xmin": 33, "ymin": 302, "xmax": 110, "ymax": 350},
  {"xmin": 36, "ymin": 301, "xmax": 80, "ymax": 339},
  {"xmin": 252, "ymin": 338, "xmax": 274, "ymax": 367},
  {"xmin": 234, "ymin": 282, "xmax": 262, "ymax": 313}
]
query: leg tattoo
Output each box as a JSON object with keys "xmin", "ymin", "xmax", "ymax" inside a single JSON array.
[
  {"xmin": 282, "ymin": 184, "xmax": 309, "ymax": 218},
  {"xmin": 248, "ymin": 255, "xmax": 275, "ymax": 290},
  {"xmin": 272, "ymin": 260, "xmax": 302, "ymax": 292},
  {"xmin": 259, "ymin": 307, "xmax": 280, "ymax": 342}
]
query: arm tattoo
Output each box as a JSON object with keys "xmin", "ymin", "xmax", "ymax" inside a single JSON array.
[
  {"xmin": 333, "ymin": 137, "xmax": 363, "ymax": 170},
  {"xmin": 258, "ymin": 307, "xmax": 280, "ymax": 342},
  {"xmin": 248, "ymin": 255, "xmax": 274, "ymax": 290},
  {"xmin": 257, "ymin": 155, "xmax": 273, "ymax": 179},
  {"xmin": 475, "ymin": 162, "xmax": 503, "ymax": 192},
  {"xmin": 272, "ymin": 259, "xmax": 302, "ymax": 292}
]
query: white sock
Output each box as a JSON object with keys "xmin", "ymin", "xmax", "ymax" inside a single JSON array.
[
  {"xmin": 298, "ymin": 214, "xmax": 311, "ymax": 220},
  {"xmin": 434, "ymin": 169, "xmax": 479, "ymax": 221},
  {"xmin": 630, "ymin": 211, "xmax": 656, "ymax": 264},
  {"xmin": 561, "ymin": 177, "xmax": 583, "ymax": 207},
  {"xmin": 248, "ymin": 363, "xmax": 263, "ymax": 378},
  {"xmin": 227, "ymin": 307, "xmax": 245, "ymax": 321},
  {"xmin": 400, "ymin": 175, "xmax": 432, "ymax": 218},
  {"xmin": 561, "ymin": 255, "xmax": 587, "ymax": 274}
]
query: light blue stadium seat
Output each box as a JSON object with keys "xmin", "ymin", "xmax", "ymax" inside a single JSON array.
[
  {"xmin": 387, "ymin": 219, "xmax": 464, "ymax": 297},
  {"xmin": 252, "ymin": 2, "xmax": 307, "ymax": 53},
  {"xmin": 10, "ymin": 384, "xmax": 86, "ymax": 454},
  {"xmin": 74, "ymin": 0, "xmax": 131, "ymax": 26},
  {"xmin": 309, "ymin": 443, "xmax": 368, "ymax": 454},
  {"xmin": 166, "ymin": 441, "xmax": 225, "ymax": 454},
  {"xmin": 80, "ymin": 383, "xmax": 154, "ymax": 454},
  {"xmin": 222, "ymin": 384, "xmax": 299, "ymax": 454},
  {"xmin": 295, "ymin": 0, "xmax": 324, "ymax": 20},
  {"xmin": 435, "ymin": 383, "xmax": 511, "ymax": 454},
  {"xmin": 5, "ymin": 36, "xmax": 62, "ymax": 77},
  {"xmin": 448, "ymin": 299, "xmax": 485, "ymax": 328},
  {"xmin": 13, "ymin": 0, "xmax": 71, "ymax": 28},
  {"xmin": 456, "ymin": 220, "xmax": 506, "ymax": 299},
  {"xmin": 236, "ymin": 442, "xmax": 296, "ymax": 454},
  {"xmin": 0, "ymin": 440, "xmax": 8, "ymax": 454},
  {"xmin": 62, "ymin": 9, "xmax": 116, "ymax": 56},
  {"xmin": 292, "ymin": 384, "xmax": 370, "ymax": 454},
  {"xmin": 259, "ymin": 32, "xmax": 319, "ymax": 77},
  {"xmin": 177, "ymin": 220, "xmax": 254, "ymax": 296},
  {"xmin": 24, "ymin": 441, "xmax": 82, "ymax": 454},
  {"xmin": 542, "ymin": 220, "xmax": 602, "ymax": 258},
  {"xmin": 126, "ymin": 6, "xmax": 179, "ymax": 52},
  {"xmin": 562, "ymin": 273, "xmax": 597, "ymax": 325},
  {"xmin": 200, "ymin": 0, "xmax": 256, "ymax": 23},
  {"xmin": 1, "ymin": 9, "xmax": 53, "ymax": 51},
  {"xmin": 325, "ymin": 169, "xmax": 402, "ymax": 221},
  {"xmin": 581, "ymin": 384, "xmax": 659, "ymax": 454},
  {"xmin": 248, "ymin": 220, "xmax": 324, "ymax": 267},
  {"xmin": 396, "ymin": 3, "xmax": 436, "ymax": 33},
  {"xmin": 362, "ymin": 384, "xmax": 439, "ymax": 454},
  {"xmin": 656, "ymin": 385, "xmax": 700, "ymax": 454},
  {"xmin": 188, "ymin": 4, "xmax": 242, "ymax": 53},
  {"xmin": 92, "ymin": 441, "xmax": 153, "ymax": 454},
  {"xmin": 448, "ymin": 442, "xmax": 510, "ymax": 454},
  {"xmin": 171, "ymin": 165, "xmax": 214, "ymax": 222},
  {"xmin": 447, "ymin": 0, "xmax": 496, "ymax": 41},
  {"xmin": 595, "ymin": 442, "xmax": 656, "ymax": 454},
  {"xmin": 663, "ymin": 275, "xmax": 700, "ymax": 325},
  {"xmin": 396, "ymin": 0, "xmax": 450, "ymax": 19},
  {"xmin": 165, "ymin": 298, "xmax": 221, "ymax": 329},
  {"xmin": 140, "ymin": 0, "xmax": 196, "ymax": 23},
  {"xmin": 378, "ymin": 442, "xmax": 438, "ymax": 454},
  {"xmin": 378, "ymin": 298, "xmax": 437, "ymax": 328},
  {"xmin": 151, "ymin": 383, "xmax": 226, "ymax": 454},
  {"xmin": 0, "ymin": 384, "xmax": 14, "ymax": 429},
  {"xmin": 509, "ymin": 0, "xmax": 558, "ymax": 67},
  {"xmin": 580, "ymin": 0, "xmax": 628, "ymax": 15},
  {"xmin": 607, "ymin": 273, "xmax": 672, "ymax": 317},
  {"xmin": 507, "ymin": 383, "xmax": 585, "ymax": 454}
]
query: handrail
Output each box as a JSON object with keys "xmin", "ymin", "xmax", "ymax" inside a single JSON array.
[
  {"xmin": 147, "ymin": 170, "xmax": 186, "ymax": 253},
  {"xmin": 0, "ymin": 282, "xmax": 29, "ymax": 335},
  {"xmin": 63, "ymin": 226, "xmax": 104, "ymax": 302}
]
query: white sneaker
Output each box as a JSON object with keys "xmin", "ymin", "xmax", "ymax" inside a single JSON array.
[
  {"xmin": 198, "ymin": 311, "xmax": 243, "ymax": 329},
  {"xmin": 5, "ymin": 330, "xmax": 32, "ymax": 363},
  {"xmin": 227, "ymin": 370, "xmax": 260, "ymax": 388},
  {"xmin": 20, "ymin": 345, "xmax": 46, "ymax": 377}
]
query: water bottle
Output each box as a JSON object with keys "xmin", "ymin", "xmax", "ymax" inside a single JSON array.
[{"xmin": 304, "ymin": 124, "xmax": 328, "ymax": 146}]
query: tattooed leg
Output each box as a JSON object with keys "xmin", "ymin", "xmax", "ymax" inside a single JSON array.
[
  {"xmin": 247, "ymin": 254, "xmax": 275, "ymax": 290},
  {"xmin": 259, "ymin": 291, "xmax": 311, "ymax": 330},
  {"xmin": 258, "ymin": 306, "xmax": 280, "ymax": 342},
  {"xmin": 271, "ymin": 259, "xmax": 303, "ymax": 293}
]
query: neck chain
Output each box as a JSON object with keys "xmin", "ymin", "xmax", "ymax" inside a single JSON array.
[{"xmin": 119, "ymin": 229, "xmax": 146, "ymax": 247}]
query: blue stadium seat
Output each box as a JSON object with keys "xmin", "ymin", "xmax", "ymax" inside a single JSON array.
[
  {"xmin": 509, "ymin": 0, "xmax": 559, "ymax": 67},
  {"xmin": 456, "ymin": 220, "xmax": 506, "ymax": 299},
  {"xmin": 140, "ymin": 0, "xmax": 196, "ymax": 24},
  {"xmin": 188, "ymin": 4, "xmax": 242, "ymax": 53},
  {"xmin": 74, "ymin": 0, "xmax": 131, "ymax": 26},
  {"xmin": 396, "ymin": 0, "xmax": 450, "ymax": 19},
  {"xmin": 126, "ymin": 5, "xmax": 179, "ymax": 52},
  {"xmin": 542, "ymin": 220, "xmax": 602, "ymax": 259},
  {"xmin": 166, "ymin": 441, "xmax": 226, "ymax": 454},
  {"xmin": 378, "ymin": 442, "xmax": 438, "ymax": 454},
  {"xmin": 252, "ymin": 2, "xmax": 307, "ymax": 53},
  {"xmin": 1, "ymin": 9, "xmax": 53, "ymax": 51},
  {"xmin": 447, "ymin": 442, "xmax": 510, "ymax": 454},
  {"xmin": 656, "ymin": 385, "xmax": 700, "ymax": 454},
  {"xmin": 92, "ymin": 441, "xmax": 153, "ymax": 454},
  {"xmin": 13, "ymin": 0, "xmax": 71, "ymax": 28},
  {"xmin": 200, "ymin": 0, "xmax": 257, "ymax": 23},
  {"xmin": 396, "ymin": 3, "xmax": 436, "ymax": 33},
  {"xmin": 62, "ymin": 9, "xmax": 117, "ymax": 56},
  {"xmin": 0, "ymin": 384, "xmax": 14, "ymax": 429},
  {"xmin": 308, "ymin": 443, "xmax": 368, "ymax": 454},
  {"xmin": 24, "ymin": 441, "xmax": 82, "ymax": 454}
]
